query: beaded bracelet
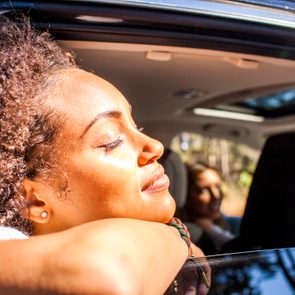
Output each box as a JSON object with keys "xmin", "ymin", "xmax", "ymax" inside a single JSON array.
[
  {"xmin": 166, "ymin": 217, "xmax": 211, "ymax": 293},
  {"xmin": 166, "ymin": 217, "xmax": 193, "ymax": 257}
]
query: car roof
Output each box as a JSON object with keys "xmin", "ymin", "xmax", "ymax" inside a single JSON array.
[{"xmin": 66, "ymin": 0, "xmax": 295, "ymax": 28}]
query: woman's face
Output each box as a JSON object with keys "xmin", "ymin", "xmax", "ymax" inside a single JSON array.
[
  {"xmin": 189, "ymin": 169, "xmax": 222, "ymax": 221},
  {"xmin": 30, "ymin": 69, "xmax": 175, "ymax": 234}
]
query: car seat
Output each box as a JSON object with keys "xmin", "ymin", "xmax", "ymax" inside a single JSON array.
[
  {"xmin": 159, "ymin": 149, "xmax": 205, "ymax": 243},
  {"xmin": 159, "ymin": 148, "xmax": 188, "ymax": 209},
  {"xmin": 225, "ymin": 132, "xmax": 295, "ymax": 252}
]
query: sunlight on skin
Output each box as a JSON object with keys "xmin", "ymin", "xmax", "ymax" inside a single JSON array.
[{"xmin": 24, "ymin": 69, "xmax": 176, "ymax": 234}]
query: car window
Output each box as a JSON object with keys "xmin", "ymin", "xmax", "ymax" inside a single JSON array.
[{"xmin": 169, "ymin": 248, "xmax": 295, "ymax": 294}]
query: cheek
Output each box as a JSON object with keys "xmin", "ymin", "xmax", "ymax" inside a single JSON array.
[
  {"xmin": 76, "ymin": 148, "xmax": 135, "ymax": 174},
  {"xmin": 66, "ymin": 150, "xmax": 140, "ymax": 200},
  {"xmin": 198, "ymin": 194, "xmax": 211, "ymax": 205},
  {"xmin": 59, "ymin": 149, "xmax": 175, "ymax": 222}
]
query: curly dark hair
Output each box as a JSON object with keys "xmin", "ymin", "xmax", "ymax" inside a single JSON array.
[{"xmin": 0, "ymin": 16, "xmax": 76, "ymax": 235}]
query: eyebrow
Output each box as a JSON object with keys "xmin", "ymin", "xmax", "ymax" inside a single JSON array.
[{"xmin": 80, "ymin": 110, "xmax": 122, "ymax": 138}]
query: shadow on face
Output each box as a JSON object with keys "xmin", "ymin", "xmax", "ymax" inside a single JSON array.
[{"xmin": 188, "ymin": 168, "xmax": 223, "ymax": 221}]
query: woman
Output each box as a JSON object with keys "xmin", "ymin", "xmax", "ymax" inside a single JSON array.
[
  {"xmin": 0, "ymin": 16, "xmax": 206, "ymax": 294},
  {"xmin": 0, "ymin": 15, "xmax": 176, "ymax": 235},
  {"xmin": 181, "ymin": 163, "xmax": 235, "ymax": 254}
]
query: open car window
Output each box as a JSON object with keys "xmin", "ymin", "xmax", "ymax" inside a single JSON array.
[{"xmin": 167, "ymin": 248, "xmax": 295, "ymax": 294}]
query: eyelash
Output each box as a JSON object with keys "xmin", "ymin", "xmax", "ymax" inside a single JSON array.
[
  {"xmin": 97, "ymin": 127, "xmax": 143, "ymax": 153},
  {"xmin": 99, "ymin": 137, "xmax": 123, "ymax": 153}
]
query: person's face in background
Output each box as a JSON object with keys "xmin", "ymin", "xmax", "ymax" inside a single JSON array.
[{"xmin": 189, "ymin": 168, "xmax": 223, "ymax": 221}]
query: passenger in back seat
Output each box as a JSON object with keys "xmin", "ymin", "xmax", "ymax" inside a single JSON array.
[{"xmin": 179, "ymin": 163, "xmax": 235, "ymax": 255}]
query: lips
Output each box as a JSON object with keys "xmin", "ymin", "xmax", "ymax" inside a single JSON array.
[
  {"xmin": 142, "ymin": 165, "xmax": 170, "ymax": 193},
  {"xmin": 209, "ymin": 201, "xmax": 221, "ymax": 212}
]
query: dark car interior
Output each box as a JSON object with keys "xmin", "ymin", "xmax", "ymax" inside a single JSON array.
[{"xmin": 239, "ymin": 132, "xmax": 295, "ymax": 250}]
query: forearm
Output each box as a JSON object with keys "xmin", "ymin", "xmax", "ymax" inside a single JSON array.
[
  {"xmin": 0, "ymin": 219, "xmax": 191, "ymax": 295},
  {"xmin": 63, "ymin": 219, "xmax": 190, "ymax": 295},
  {"xmin": 205, "ymin": 225, "xmax": 234, "ymax": 251},
  {"xmin": 0, "ymin": 237, "xmax": 57, "ymax": 294},
  {"xmin": 195, "ymin": 218, "xmax": 234, "ymax": 252}
]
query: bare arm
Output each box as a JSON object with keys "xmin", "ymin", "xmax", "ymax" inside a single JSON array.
[
  {"xmin": 0, "ymin": 219, "xmax": 197, "ymax": 295},
  {"xmin": 196, "ymin": 218, "xmax": 234, "ymax": 251}
]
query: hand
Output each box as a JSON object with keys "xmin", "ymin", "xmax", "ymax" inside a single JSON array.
[
  {"xmin": 191, "ymin": 243, "xmax": 211, "ymax": 294},
  {"xmin": 191, "ymin": 242, "xmax": 205, "ymax": 257},
  {"xmin": 169, "ymin": 247, "xmax": 211, "ymax": 295},
  {"xmin": 195, "ymin": 218, "xmax": 213, "ymax": 230}
]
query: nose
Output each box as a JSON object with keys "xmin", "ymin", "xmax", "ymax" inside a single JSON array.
[
  {"xmin": 210, "ymin": 186, "xmax": 222, "ymax": 200},
  {"xmin": 137, "ymin": 133, "xmax": 164, "ymax": 166}
]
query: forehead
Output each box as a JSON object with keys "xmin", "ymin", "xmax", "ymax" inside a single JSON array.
[
  {"xmin": 196, "ymin": 169, "xmax": 221, "ymax": 184},
  {"xmin": 46, "ymin": 69, "xmax": 130, "ymax": 124}
]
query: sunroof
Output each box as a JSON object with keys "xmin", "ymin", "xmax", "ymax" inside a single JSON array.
[{"xmin": 218, "ymin": 88, "xmax": 295, "ymax": 118}]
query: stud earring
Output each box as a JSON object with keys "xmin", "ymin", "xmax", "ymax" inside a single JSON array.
[{"xmin": 40, "ymin": 211, "xmax": 48, "ymax": 219}]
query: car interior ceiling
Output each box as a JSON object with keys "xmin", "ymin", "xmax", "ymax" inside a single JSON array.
[{"xmin": 60, "ymin": 40, "xmax": 295, "ymax": 149}]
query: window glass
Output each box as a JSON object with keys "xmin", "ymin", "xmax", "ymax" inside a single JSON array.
[
  {"xmin": 233, "ymin": 0, "xmax": 295, "ymax": 11},
  {"xmin": 228, "ymin": 88, "xmax": 295, "ymax": 118},
  {"xmin": 171, "ymin": 132, "xmax": 260, "ymax": 216}
]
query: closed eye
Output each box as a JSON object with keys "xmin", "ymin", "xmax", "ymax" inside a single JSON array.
[{"xmin": 98, "ymin": 137, "xmax": 123, "ymax": 153}]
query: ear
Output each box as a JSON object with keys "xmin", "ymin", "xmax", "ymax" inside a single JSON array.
[{"xmin": 22, "ymin": 179, "xmax": 52, "ymax": 224}]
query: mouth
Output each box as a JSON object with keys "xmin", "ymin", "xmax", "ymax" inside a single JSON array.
[
  {"xmin": 209, "ymin": 202, "xmax": 221, "ymax": 212},
  {"xmin": 142, "ymin": 165, "xmax": 170, "ymax": 194}
]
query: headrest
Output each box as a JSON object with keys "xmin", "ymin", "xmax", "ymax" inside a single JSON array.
[
  {"xmin": 159, "ymin": 149, "xmax": 188, "ymax": 209},
  {"xmin": 240, "ymin": 132, "xmax": 295, "ymax": 248}
]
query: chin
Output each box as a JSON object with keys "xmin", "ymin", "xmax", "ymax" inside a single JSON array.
[
  {"xmin": 145, "ymin": 196, "xmax": 176, "ymax": 223},
  {"xmin": 211, "ymin": 212, "xmax": 222, "ymax": 221},
  {"xmin": 156, "ymin": 196, "xmax": 176, "ymax": 223}
]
